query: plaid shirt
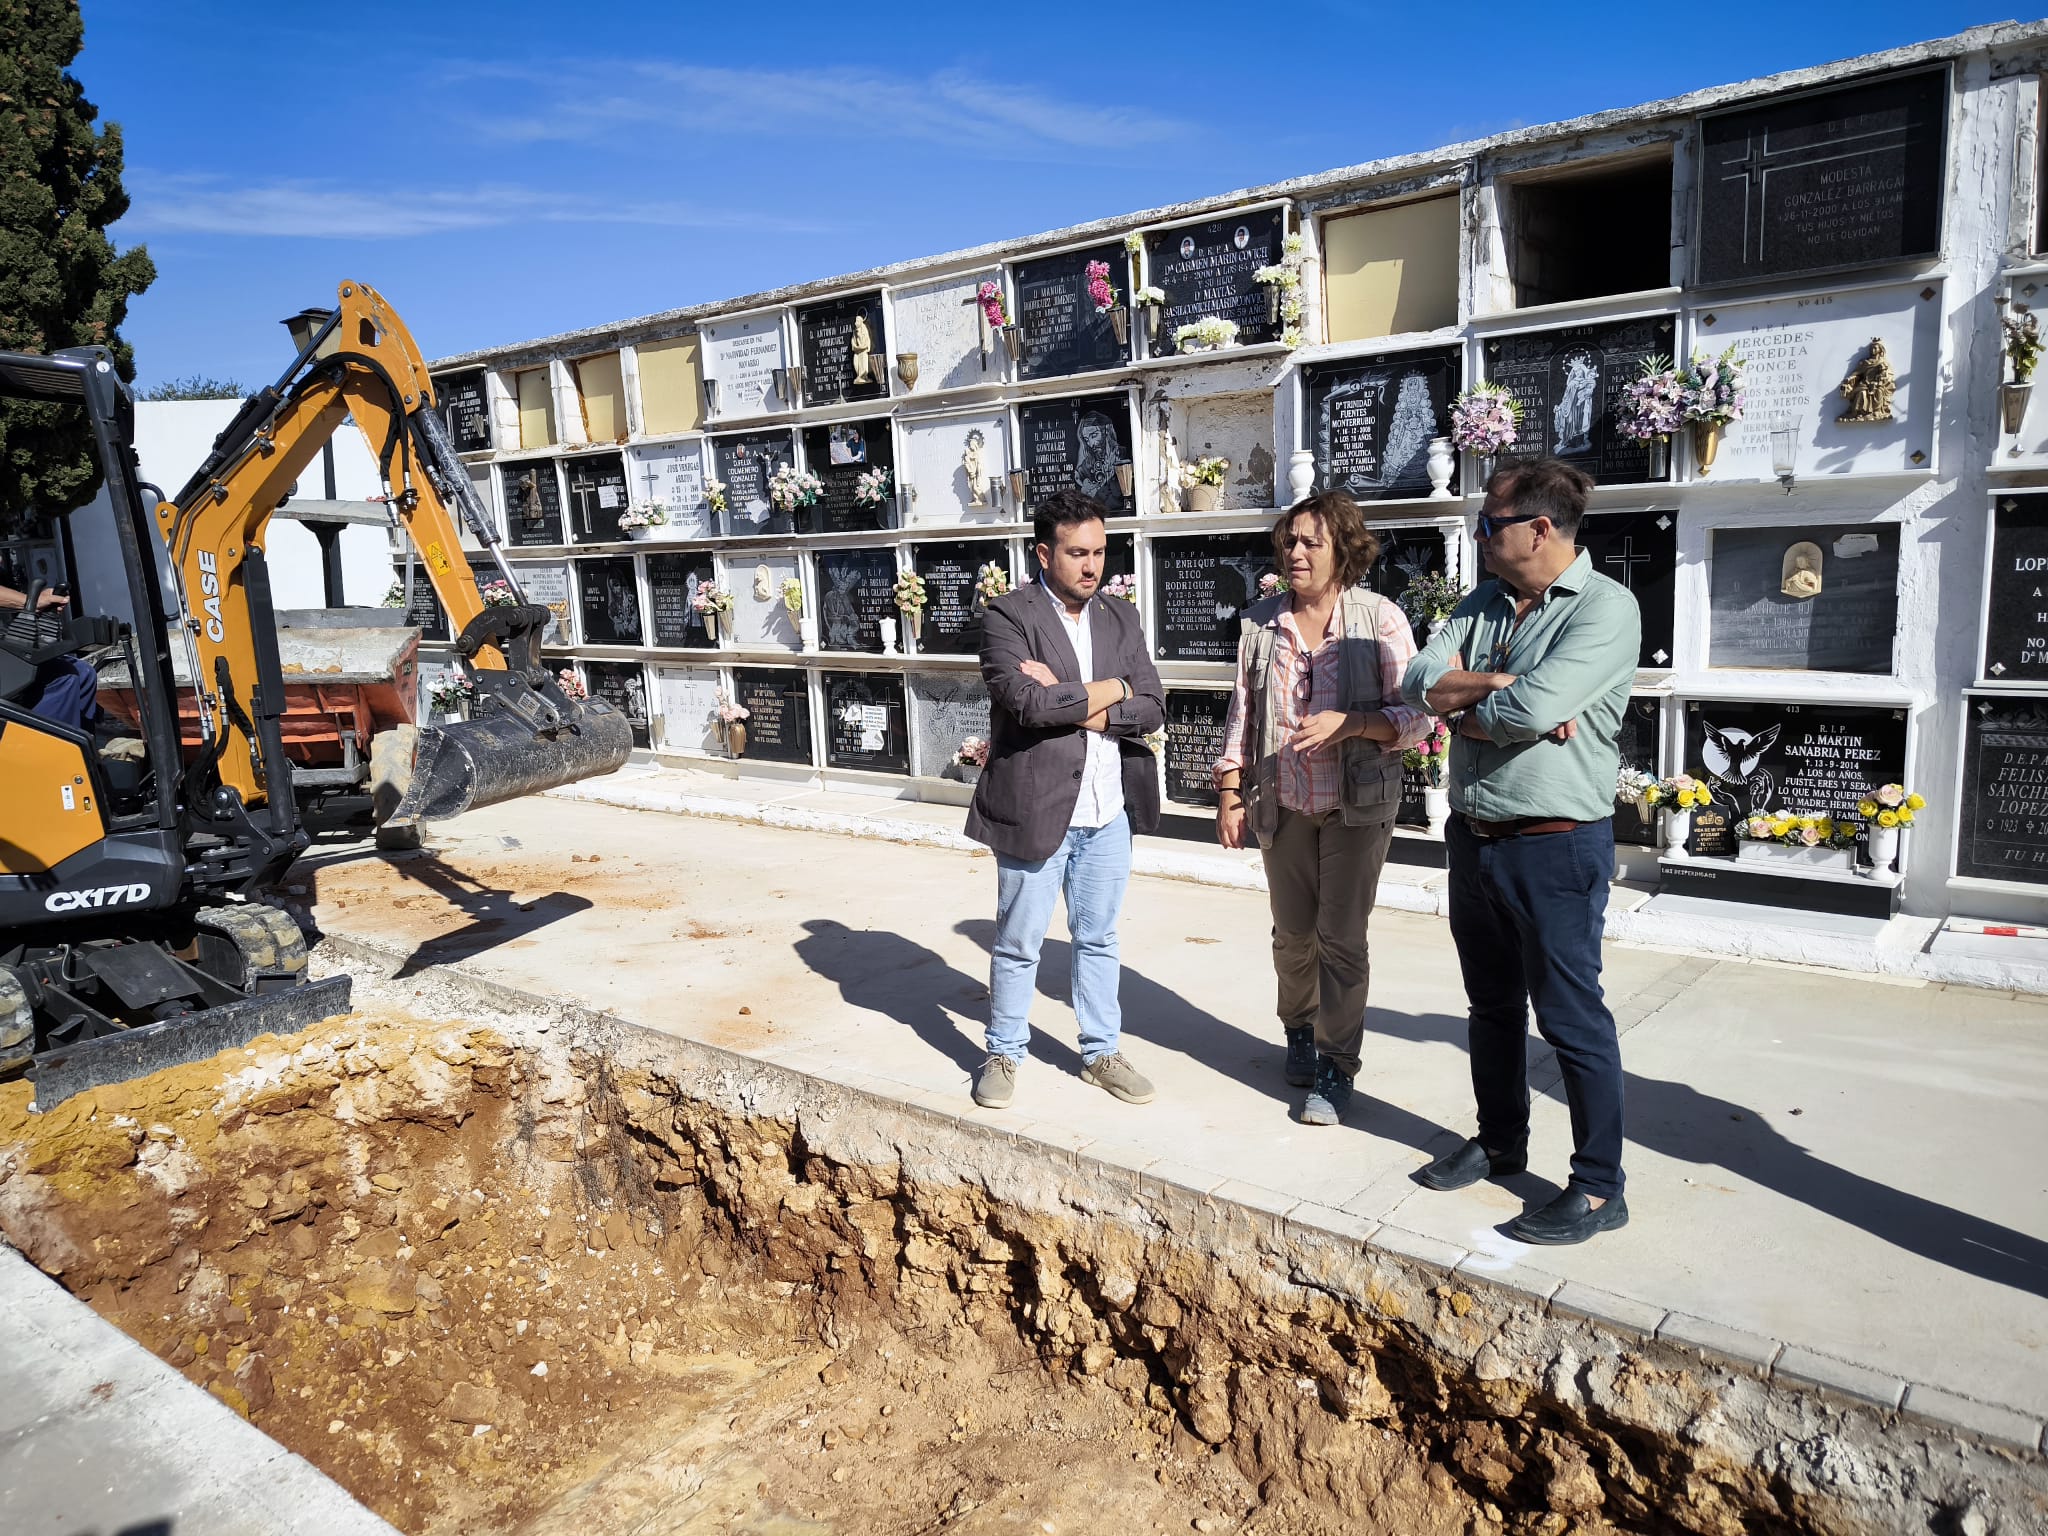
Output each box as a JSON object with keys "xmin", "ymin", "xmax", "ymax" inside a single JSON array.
[{"xmin": 1215, "ymin": 599, "xmax": 1433, "ymax": 815}]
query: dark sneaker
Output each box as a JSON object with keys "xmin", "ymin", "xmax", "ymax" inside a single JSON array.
[
  {"xmin": 1507, "ymin": 1188, "xmax": 1629, "ymax": 1246},
  {"xmin": 1283, "ymin": 1027, "xmax": 1317, "ymax": 1088},
  {"xmin": 1298, "ymin": 1058, "xmax": 1354, "ymax": 1126},
  {"xmin": 1080, "ymin": 1052, "xmax": 1155, "ymax": 1104},
  {"xmin": 973, "ymin": 1055, "xmax": 1020, "ymax": 1109},
  {"xmin": 1415, "ymin": 1137, "xmax": 1528, "ymax": 1192}
]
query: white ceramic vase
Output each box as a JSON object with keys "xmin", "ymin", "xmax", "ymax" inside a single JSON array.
[
  {"xmin": 1423, "ymin": 786, "xmax": 1451, "ymax": 838},
  {"xmin": 1865, "ymin": 824, "xmax": 1901, "ymax": 878},
  {"xmin": 878, "ymin": 616, "xmax": 899, "ymax": 656},
  {"xmin": 1425, "ymin": 437, "xmax": 1456, "ymax": 500},
  {"xmin": 1287, "ymin": 449, "xmax": 1316, "ymax": 503},
  {"xmin": 1662, "ymin": 808, "xmax": 1693, "ymax": 859}
]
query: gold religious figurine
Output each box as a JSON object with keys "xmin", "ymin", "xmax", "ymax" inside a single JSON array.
[
  {"xmin": 1838, "ymin": 338, "xmax": 1897, "ymax": 423},
  {"xmin": 1781, "ymin": 542, "xmax": 1824, "ymax": 600},
  {"xmin": 850, "ymin": 314, "xmax": 873, "ymax": 384}
]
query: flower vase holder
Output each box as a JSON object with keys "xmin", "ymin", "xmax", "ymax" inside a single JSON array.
[
  {"xmin": 1423, "ymin": 785, "xmax": 1451, "ymax": 839},
  {"xmin": 1425, "ymin": 437, "xmax": 1456, "ymax": 500},
  {"xmin": 1864, "ymin": 826, "xmax": 1902, "ymax": 880},
  {"xmin": 878, "ymin": 616, "xmax": 899, "ymax": 657},
  {"xmin": 1287, "ymin": 449, "xmax": 1316, "ymax": 502},
  {"xmin": 2003, "ymin": 380, "xmax": 2033, "ymax": 436},
  {"xmin": 725, "ymin": 722, "xmax": 747, "ymax": 759},
  {"xmin": 1143, "ymin": 306, "xmax": 1161, "ymax": 347},
  {"xmin": 903, "ymin": 610, "xmax": 922, "ymax": 652},
  {"xmin": 799, "ymin": 613, "xmax": 820, "ymax": 655},
  {"xmin": 703, "ymin": 612, "xmax": 721, "ymax": 644},
  {"xmin": 626, "ymin": 525, "xmax": 651, "ymax": 542},
  {"xmin": 1647, "ymin": 435, "xmax": 1671, "ymax": 480},
  {"xmin": 1690, "ymin": 421, "xmax": 1722, "ymax": 476},
  {"xmin": 1108, "ymin": 306, "xmax": 1129, "ymax": 347},
  {"xmin": 1661, "ymin": 808, "xmax": 1693, "ymax": 860},
  {"xmin": 1000, "ymin": 325, "xmax": 1026, "ymax": 365},
  {"xmin": 1186, "ymin": 482, "xmax": 1221, "ymax": 513}
]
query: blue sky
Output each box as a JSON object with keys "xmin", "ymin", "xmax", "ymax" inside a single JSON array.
[{"xmin": 81, "ymin": 0, "xmax": 2000, "ymax": 391}]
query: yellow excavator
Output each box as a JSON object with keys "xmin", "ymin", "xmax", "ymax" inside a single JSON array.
[{"xmin": 0, "ymin": 282, "xmax": 631, "ymax": 1104}]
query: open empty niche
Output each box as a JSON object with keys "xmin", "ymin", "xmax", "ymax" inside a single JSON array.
[
  {"xmin": 1505, "ymin": 154, "xmax": 1673, "ymax": 309},
  {"xmin": 1321, "ymin": 195, "xmax": 1461, "ymax": 343},
  {"xmin": 636, "ymin": 334, "xmax": 703, "ymax": 437},
  {"xmin": 574, "ymin": 352, "xmax": 626, "ymax": 444},
  {"xmin": 514, "ymin": 367, "xmax": 556, "ymax": 450}
]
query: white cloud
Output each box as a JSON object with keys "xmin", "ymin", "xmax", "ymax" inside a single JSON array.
[{"xmin": 125, "ymin": 172, "xmax": 822, "ymax": 240}]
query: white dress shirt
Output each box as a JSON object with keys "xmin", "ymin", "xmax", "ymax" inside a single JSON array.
[{"xmin": 1043, "ymin": 578, "xmax": 1126, "ymax": 831}]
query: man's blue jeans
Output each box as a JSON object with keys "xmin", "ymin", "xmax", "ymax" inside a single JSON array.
[
  {"xmin": 1445, "ymin": 816, "xmax": 1625, "ymax": 1199},
  {"xmin": 988, "ymin": 813, "xmax": 1131, "ymax": 1064}
]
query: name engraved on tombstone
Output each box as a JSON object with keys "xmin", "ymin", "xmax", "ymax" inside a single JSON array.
[
  {"xmin": 398, "ymin": 568, "xmax": 448, "ymax": 643},
  {"xmin": 577, "ymin": 557, "xmax": 643, "ymax": 646},
  {"xmin": 1164, "ymin": 690, "xmax": 1230, "ymax": 808},
  {"xmin": 1708, "ymin": 524, "xmax": 1898, "ymax": 673},
  {"xmin": 436, "ymin": 370, "xmax": 492, "ymax": 454},
  {"xmin": 583, "ymin": 661, "xmax": 650, "ymax": 748},
  {"xmin": 1697, "ymin": 68, "xmax": 1946, "ymax": 284},
  {"xmin": 1304, "ymin": 350, "xmax": 1460, "ymax": 500},
  {"xmin": 733, "ymin": 668, "xmax": 812, "ymax": 764},
  {"xmin": 801, "ymin": 420, "xmax": 894, "ymax": 534},
  {"xmin": 653, "ymin": 665, "xmax": 723, "ymax": 755},
  {"xmin": 825, "ymin": 671, "xmax": 908, "ymax": 774},
  {"xmin": 499, "ymin": 459, "xmax": 564, "ymax": 547},
  {"xmin": 646, "ymin": 553, "xmax": 717, "ymax": 649},
  {"xmin": 1152, "ymin": 533, "xmax": 1276, "ymax": 662},
  {"xmin": 910, "ymin": 672, "xmax": 993, "ymax": 779},
  {"xmin": 1984, "ymin": 495, "xmax": 2048, "ymax": 683},
  {"xmin": 1581, "ymin": 510, "xmax": 1678, "ymax": 668},
  {"xmin": 629, "ymin": 441, "xmax": 712, "ymax": 536},
  {"xmin": 1020, "ymin": 394, "xmax": 1134, "ymax": 513},
  {"xmin": 563, "ymin": 453, "xmax": 631, "ymax": 544},
  {"xmin": 704, "ymin": 315, "xmax": 786, "ymax": 418},
  {"xmin": 714, "ymin": 431, "xmax": 798, "ymax": 536},
  {"xmin": 511, "ymin": 562, "xmax": 574, "ymax": 647},
  {"xmin": 1484, "ymin": 317, "xmax": 1674, "ymax": 484},
  {"xmin": 912, "ymin": 539, "xmax": 1006, "ymax": 656},
  {"xmin": 1015, "ymin": 242, "xmax": 1130, "ymax": 381},
  {"xmin": 1683, "ymin": 699, "xmax": 1907, "ymax": 850},
  {"xmin": 1959, "ymin": 695, "xmax": 2048, "ymax": 885},
  {"xmin": 1145, "ymin": 210, "xmax": 1285, "ymax": 349},
  {"xmin": 797, "ymin": 293, "xmax": 889, "ymax": 407},
  {"xmin": 816, "ymin": 549, "xmax": 898, "ymax": 654}
]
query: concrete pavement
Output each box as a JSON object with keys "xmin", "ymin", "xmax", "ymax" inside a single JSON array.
[{"xmin": 291, "ymin": 781, "xmax": 2048, "ymax": 1455}]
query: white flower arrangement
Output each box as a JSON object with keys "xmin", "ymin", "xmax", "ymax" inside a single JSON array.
[
  {"xmin": 1174, "ymin": 316, "xmax": 1240, "ymax": 354},
  {"xmin": 704, "ymin": 478, "xmax": 728, "ymax": 515},
  {"xmin": 617, "ymin": 503, "xmax": 668, "ymax": 531},
  {"xmin": 1135, "ymin": 284, "xmax": 1166, "ymax": 306},
  {"xmin": 975, "ymin": 562, "xmax": 1011, "ymax": 602},
  {"xmin": 1179, "ymin": 455, "xmax": 1230, "ymax": 488},
  {"xmin": 1123, "ymin": 232, "xmax": 1145, "ymax": 255},
  {"xmin": 768, "ymin": 466, "xmax": 823, "ymax": 513},
  {"xmin": 1253, "ymin": 263, "xmax": 1299, "ymax": 289}
]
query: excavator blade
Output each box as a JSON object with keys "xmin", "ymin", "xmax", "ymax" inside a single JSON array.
[{"xmin": 381, "ymin": 699, "xmax": 634, "ymax": 824}]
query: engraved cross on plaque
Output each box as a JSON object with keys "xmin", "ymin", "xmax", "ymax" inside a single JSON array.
[
  {"xmin": 1602, "ymin": 537, "xmax": 1652, "ymax": 590},
  {"xmin": 569, "ymin": 480, "xmax": 600, "ymax": 537}
]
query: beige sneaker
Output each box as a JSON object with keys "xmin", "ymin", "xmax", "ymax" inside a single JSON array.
[
  {"xmin": 973, "ymin": 1055, "xmax": 1020, "ymax": 1109},
  {"xmin": 1080, "ymin": 1053, "xmax": 1154, "ymax": 1105}
]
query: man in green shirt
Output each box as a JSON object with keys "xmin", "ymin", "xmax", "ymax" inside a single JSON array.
[{"xmin": 1400, "ymin": 457, "xmax": 1641, "ymax": 1245}]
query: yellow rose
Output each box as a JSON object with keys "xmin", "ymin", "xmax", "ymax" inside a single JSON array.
[
  {"xmin": 1876, "ymin": 809, "xmax": 1899, "ymax": 829},
  {"xmin": 1817, "ymin": 818, "xmax": 1836, "ymax": 838},
  {"xmin": 1897, "ymin": 809, "xmax": 1915, "ymax": 826},
  {"xmin": 1770, "ymin": 819, "xmax": 1791, "ymax": 837},
  {"xmin": 1906, "ymin": 793, "xmax": 1925, "ymax": 811},
  {"xmin": 1857, "ymin": 799, "xmax": 1878, "ymax": 818}
]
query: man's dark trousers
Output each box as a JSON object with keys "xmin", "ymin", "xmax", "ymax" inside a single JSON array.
[{"xmin": 1445, "ymin": 815, "xmax": 1624, "ymax": 1199}]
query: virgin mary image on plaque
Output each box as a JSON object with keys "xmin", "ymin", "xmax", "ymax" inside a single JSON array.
[
  {"xmin": 1073, "ymin": 410, "xmax": 1125, "ymax": 510},
  {"xmin": 1553, "ymin": 351, "xmax": 1599, "ymax": 456},
  {"xmin": 1781, "ymin": 542, "xmax": 1824, "ymax": 600}
]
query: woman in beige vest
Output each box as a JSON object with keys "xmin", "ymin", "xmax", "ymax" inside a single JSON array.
[{"xmin": 1214, "ymin": 491, "xmax": 1436, "ymax": 1125}]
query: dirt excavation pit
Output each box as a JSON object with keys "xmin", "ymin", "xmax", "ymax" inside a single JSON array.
[{"xmin": 0, "ymin": 991, "xmax": 2040, "ymax": 1536}]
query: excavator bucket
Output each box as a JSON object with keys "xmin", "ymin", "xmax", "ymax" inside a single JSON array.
[{"xmin": 376, "ymin": 695, "xmax": 634, "ymax": 825}]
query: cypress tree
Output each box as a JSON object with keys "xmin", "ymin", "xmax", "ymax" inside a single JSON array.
[{"xmin": 0, "ymin": 0, "xmax": 155, "ymax": 529}]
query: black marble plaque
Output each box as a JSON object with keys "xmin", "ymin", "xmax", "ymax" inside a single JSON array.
[
  {"xmin": 797, "ymin": 292, "xmax": 890, "ymax": 407},
  {"xmin": 563, "ymin": 452, "xmax": 631, "ymax": 544},
  {"xmin": 1682, "ymin": 698, "xmax": 1907, "ymax": 848},
  {"xmin": 396, "ymin": 567, "xmax": 448, "ymax": 643},
  {"xmin": 733, "ymin": 667, "xmax": 812, "ymax": 765},
  {"xmin": 1304, "ymin": 349, "xmax": 1460, "ymax": 500},
  {"xmin": 583, "ymin": 661, "xmax": 650, "ymax": 748},
  {"xmin": 1164, "ymin": 690, "xmax": 1229, "ymax": 809},
  {"xmin": 1697, "ymin": 68, "xmax": 1946, "ymax": 285},
  {"xmin": 1708, "ymin": 524, "xmax": 1898, "ymax": 673},
  {"xmin": 1483, "ymin": 316, "xmax": 1675, "ymax": 485},
  {"xmin": 1984, "ymin": 495, "xmax": 2048, "ymax": 683},
  {"xmin": 577, "ymin": 557, "xmax": 643, "ymax": 646},
  {"xmin": 1958, "ymin": 695, "xmax": 2048, "ymax": 885},
  {"xmin": 500, "ymin": 459, "xmax": 564, "ymax": 547},
  {"xmin": 1397, "ymin": 763, "xmax": 1430, "ymax": 829},
  {"xmin": 816, "ymin": 548, "xmax": 897, "ymax": 654},
  {"xmin": 646, "ymin": 552, "xmax": 717, "ymax": 649},
  {"xmin": 1615, "ymin": 695, "xmax": 1663, "ymax": 849},
  {"xmin": 1581, "ymin": 509, "xmax": 1677, "ymax": 669},
  {"xmin": 1152, "ymin": 533, "xmax": 1277, "ymax": 662},
  {"xmin": 824, "ymin": 671, "xmax": 908, "ymax": 774},
  {"xmin": 436, "ymin": 369, "xmax": 492, "ymax": 453},
  {"xmin": 1014, "ymin": 241, "xmax": 1130, "ymax": 381},
  {"xmin": 1103, "ymin": 533, "xmax": 1135, "ymax": 583},
  {"xmin": 801, "ymin": 419, "xmax": 895, "ymax": 535},
  {"xmin": 714, "ymin": 430, "xmax": 798, "ymax": 536},
  {"xmin": 1145, "ymin": 209, "xmax": 1285, "ymax": 350},
  {"xmin": 1364, "ymin": 527, "xmax": 1447, "ymax": 641},
  {"xmin": 1020, "ymin": 393, "xmax": 1134, "ymax": 514},
  {"xmin": 912, "ymin": 539, "xmax": 1005, "ymax": 657}
]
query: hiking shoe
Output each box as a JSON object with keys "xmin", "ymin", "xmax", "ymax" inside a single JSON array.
[
  {"xmin": 1283, "ymin": 1027, "xmax": 1317, "ymax": 1088},
  {"xmin": 1080, "ymin": 1052, "xmax": 1155, "ymax": 1104},
  {"xmin": 973, "ymin": 1055, "xmax": 1020, "ymax": 1109},
  {"xmin": 1298, "ymin": 1058, "xmax": 1354, "ymax": 1126}
]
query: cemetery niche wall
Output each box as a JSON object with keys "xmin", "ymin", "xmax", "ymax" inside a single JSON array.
[
  {"xmin": 715, "ymin": 431, "xmax": 798, "ymax": 536},
  {"xmin": 1615, "ymin": 695, "xmax": 1664, "ymax": 849},
  {"xmin": 584, "ymin": 660, "xmax": 651, "ymax": 748},
  {"xmin": 702, "ymin": 312, "xmax": 788, "ymax": 420},
  {"xmin": 1014, "ymin": 242, "xmax": 1130, "ymax": 380},
  {"xmin": 801, "ymin": 419, "xmax": 895, "ymax": 534},
  {"xmin": 1581, "ymin": 510, "xmax": 1677, "ymax": 669},
  {"xmin": 825, "ymin": 671, "xmax": 908, "ymax": 774},
  {"xmin": 1145, "ymin": 209, "xmax": 1286, "ymax": 352},
  {"xmin": 1163, "ymin": 689, "xmax": 1230, "ymax": 809},
  {"xmin": 628, "ymin": 440, "xmax": 714, "ymax": 538},
  {"xmin": 1983, "ymin": 494, "xmax": 2048, "ymax": 683},
  {"xmin": 730, "ymin": 553, "xmax": 801, "ymax": 650},
  {"xmin": 910, "ymin": 672, "xmax": 992, "ymax": 780},
  {"xmin": 1364, "ymin": 527, "xmax": 1447, "ymax": 638},
  {"xmin": 798, "ymin": 293, "xmax": 890, "ymax": 408},
  {"xmin": 911, "ymin": 539, "xmax": 1006, "ymax": 656},
  {"xmin": 394, "ymin": 567, "xmax": 448, "ymax": 643},
  {"xmin": 510, "ymin": 561, "xmax": 575, "ymax": 647},
  {"xmin": 500, "ymin": 459, "xmax": 564, "ymax": 548},
  {"xmin": 1958, "ymin": 693, "xmax": 2048, "ymax": 886},
  {"xmin": 654, "ymin": 665, "xmax": 724, "ymax": 756},
  {"xmin": 815, "ymin": 548, "xmax": 897, "ymax": 654},
  {"xmin": 577, "ymin": 557, "xmax": 643, "ymax": 647},
  {"xmin": 436, "ymin": 369, "xmax": 492, "ymax": 454},
  {"xmin": 1483, "ymin": 317, "xmax": 1675, "ymax": 484},
  {"xmin": 732, "ymin": 667, "xmax": 812, "ymax": 764},
  {"xmin": 901, "ymin": 411, "xmax": 1012, "ymax": 526},
  {"xmin": 1020, "ymin": 393, "xmax": 1135, "ymax": 514},
  {"xmin": 1708, "ymin": 524, "xmax": 1899, "ymax": 673},
  {"xmin": 1152, "ymin": 533, "xmax": 1277, "ymax": 662},
  {"xmin": 563, "ymin": 453, "xmax": 631, "ymax": 544},
  {"xmin": 1304, "ymin": 350, "xmax": 1459, "ymax": 501},
  {"xmin": 646, "ymin": 552, "xmax": 718, "ymax": 650}
]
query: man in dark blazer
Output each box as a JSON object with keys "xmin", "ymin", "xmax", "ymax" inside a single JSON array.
[{"xmin": 965, "ymin": 489, "xmax": 1164, "ymax": 1111}]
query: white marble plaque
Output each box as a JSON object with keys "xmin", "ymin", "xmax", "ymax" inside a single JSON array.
[
  {"xmin": 626, "ymin": 440, "xmax": 713, "ymax": 536},
  {"xmin": 900, "ymin": 409, "xmax": 1013, "ymax": 526},
  {"xmin": 729, "ymin": 551, "xmax": 801, "ymax": 651},
  {"xmin": 910, "ymin": 671, "xmax": 992, "ymax": 778},
  {"xmin": 1691, "ymin": 279, "xmax": 1940, "ymax": 481},
  {"xmin": 891, "ymin": 274, "xmax": 995, "ymax": 394},
  {"xmin": 654, "ymin": 665, "xmax": 724, "ymax": 755},
  {"xmin": 701, "ymin": 313, "xmax": 788, "ymax": 420},
  {"xmin": 510, "ymin": 560, "xmax": 574, "ymax": 647}
]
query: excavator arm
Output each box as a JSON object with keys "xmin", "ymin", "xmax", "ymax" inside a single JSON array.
[{"xmin": 159, "ymin": 282, "xmax": 631, "ymax": 830}]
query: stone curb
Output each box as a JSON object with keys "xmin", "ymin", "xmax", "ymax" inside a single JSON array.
[{"xmin": 310, "ymin": 931, "xmax": 2048, "ymax": 1461}]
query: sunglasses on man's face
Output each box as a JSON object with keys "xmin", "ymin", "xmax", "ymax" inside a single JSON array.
[{"xmin": 1473, "ymin": 510, "xmax": 1546, "ymax": 540}]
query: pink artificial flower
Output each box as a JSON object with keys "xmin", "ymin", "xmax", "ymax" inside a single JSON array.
[
  {"xmin": 1798, "ymin": 825, "xmax": 1821, "ymax": 847},
  {"xmin": 1876, "ymin": 783, "xmax": 1904, "ymax": 807}
]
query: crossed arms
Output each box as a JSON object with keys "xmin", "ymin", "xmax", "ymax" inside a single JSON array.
[{"xmin": 979, "ymin": 600, "xmax": 1164, "ymax": 737}]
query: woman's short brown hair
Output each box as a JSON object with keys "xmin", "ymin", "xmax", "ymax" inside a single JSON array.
[{"xmin": 1272, "ymin": 490, "xmax": 1382, "ymax": 590}]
